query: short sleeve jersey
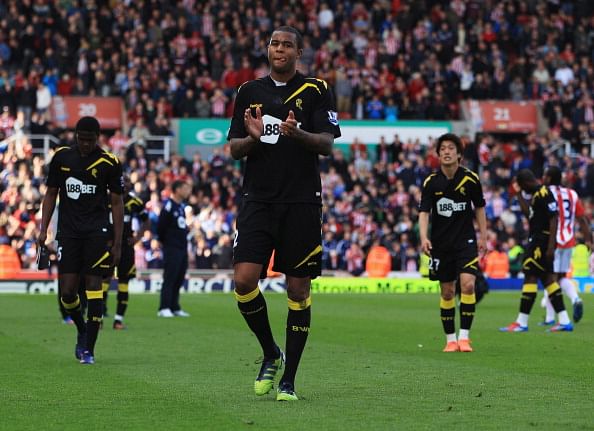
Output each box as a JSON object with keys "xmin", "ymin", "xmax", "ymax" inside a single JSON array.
[
  {"xmin": 528, "ymin": 186, "xmax": 558, "ymax": 240},
  {"xmin": 227, "ymin": 72, "xmax": 341, "ymax": 204},
  {"xmin": 46, "ymin": 146, "xmax": 124, "ymax": 239},
  {"xmin": 123, "ymin": 192, "xmax": 148, "ymax": 240},
  {"xmin": 419, "ymin": 167, "xmax": 486, "ymax": 250}
]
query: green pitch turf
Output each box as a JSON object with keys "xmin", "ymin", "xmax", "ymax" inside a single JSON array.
[{"xmin": 1, "ymin": 292, "xmax": 592, "ymax": 431}]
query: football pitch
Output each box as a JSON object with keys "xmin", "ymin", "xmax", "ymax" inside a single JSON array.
[{"xmin": 1, "ymin": 292, "xmax": 592, "ymax": 431}]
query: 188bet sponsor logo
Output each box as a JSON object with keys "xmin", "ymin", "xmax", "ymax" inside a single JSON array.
[
  {"xmin": 436, "ymin": 197, "xmax": 466, "ymax": 217},
  {"xmin": 65, "ymin": 177, "xmax": 96, "ymax": 199}
]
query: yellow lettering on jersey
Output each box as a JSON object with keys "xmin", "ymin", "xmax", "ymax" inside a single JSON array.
[
  {"xmin": 60, "ymin": 167, "xmax": 71, "ymax": 171},
  {"xmin": 454, "ymin": 175, "xmax": 477, "ymax": 192},
  {"xmin": 86, "ymin": 157, "xmax": 114, "ymax": 171},
  {"xmin": 294, "ymin": 245, "xmax": 322, "ymax": 269},
  {"xmin": 249, "ymin": 103, "xmax": 262, "ymax": 109},
  {"xmin": 434, "ymin": 191, "xmax": 443, "ymax": 195},
  {"xmin": 284, "ymin": 83, "xmax": 321, "ymax": 104}
]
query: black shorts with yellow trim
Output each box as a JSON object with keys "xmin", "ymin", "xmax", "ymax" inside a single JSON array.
[
  {"xmin": 233, "ymin": 201, "xmax": 322, "ymax": 279},
  {"xmin": 429, "ymin": 245, "xmax": 479, "ymax": 282},
  {"xmin": 57, "ymin": 236, "xmax": 112, "ymax": 276},
  {"xmin": 115, "ymin": 243, "xmax": 136, "ymax": 283},
  {"xmin": 522, "ymin": 237, "xmax": 553, "ymax": 277}
]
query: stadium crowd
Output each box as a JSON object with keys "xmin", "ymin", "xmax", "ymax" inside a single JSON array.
[{"xmin": 1, "ymin": 0, "xmax": 594, "ymax": 275}]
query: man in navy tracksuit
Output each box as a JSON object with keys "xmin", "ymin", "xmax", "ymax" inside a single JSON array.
[{"xmin": 156, "ymin": 180, "xmax": 192, "ymax": 317}]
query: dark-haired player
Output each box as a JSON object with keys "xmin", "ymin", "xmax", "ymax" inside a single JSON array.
[
  {"xmin": 228, "ymin": 26, "xmax": 341, "ymax": 400},
  {"xmin": 38, "ymin": 116, "xmax": 124, "ymax": 364},
  {"xmin": 500, "ymin": 169, "xmax": 573, "ymax": 332},
  {"xmin": 539, "ymin": 166, "xmax": 591, "ymax": 325},
  {"xmin": 419, "ymin": 133, "xmax": 487, "ymax": 353},
  {"xmin": 103, "ymin": 174, "xmax": 149, "ymax": 329}
]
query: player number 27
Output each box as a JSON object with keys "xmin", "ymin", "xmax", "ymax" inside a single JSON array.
[{"xmin": 428, "ymin": 257, "xmax": 440, "ymax": 271}]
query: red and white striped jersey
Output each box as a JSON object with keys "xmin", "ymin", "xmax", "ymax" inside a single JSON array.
[{"xmin": 549, "ymin": 185, "xmax": 585, "ymax": 248}]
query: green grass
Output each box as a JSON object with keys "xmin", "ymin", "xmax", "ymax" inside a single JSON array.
[{"xmin": 1, "ymin": 292, "xmax": 593, "ymax": 431}]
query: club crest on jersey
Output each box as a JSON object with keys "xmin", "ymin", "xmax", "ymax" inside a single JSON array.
[
  {"xmin": 327, "ymin": 110, "xmax": 338, "ymax": 125},
  {"xmin": 65, "ymin": 177, "xmax": 97, "ymax": 200},
  {"xmin": 295, "ymin": 98, "xmax": 303, "ymax": 110},
  {"xmin": 91, "ymin": 168, "xmax": 98, "ymax": 178}
]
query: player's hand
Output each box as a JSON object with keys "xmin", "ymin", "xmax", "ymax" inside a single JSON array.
[
  {"xmin": 244, "ymin": 107, "xmax": 263, "ymax": 142},
  {"xmin": 280, "ymin": 110, "xmax": 298, "ymax": 136},
  {"xmin": 478, "ymin": 237, "xmax": 487, "ymax": 257},
  {"xmin": 37, "ymin": 231, "xmax": 47, "ymax": 247},
  {"xmin": 111, "ymin": 243, "xmax": 122, "ymax": 267},
  {"xmin": 421, "ymin": 238, "xmax": 433, "ymax": 257}
]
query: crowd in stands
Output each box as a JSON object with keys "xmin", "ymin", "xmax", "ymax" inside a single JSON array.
[{"xmin": 1, "ymin": 0, "xmax": 594, "ymax": 276}]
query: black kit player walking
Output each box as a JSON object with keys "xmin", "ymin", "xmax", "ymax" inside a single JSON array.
[
  {"xmin": 228, "ymin": 26, "xmax": 341, "ymax": 401},
  {"xmin": 38, "ymin": 116, "xmax": 124, "ymax": 364},
  {"xmin": 419, "ymin": 133, "xmax": 488, "ymax": 353},
  {"xmin": 103, "ymin": 174, "xmax": 149, "ymax": 329}
]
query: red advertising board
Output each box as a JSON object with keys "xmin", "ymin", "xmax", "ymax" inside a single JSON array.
[
  {"xmin": 464, "ymin": 100, "xmax": 537, "ymax": 133},
  {"xmin": 51, "ymin": 96, "xmax": 123, "ymax": 129}
]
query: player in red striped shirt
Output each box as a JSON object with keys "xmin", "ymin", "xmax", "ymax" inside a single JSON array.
[{"xmin": 541, "ymin": 166, "xmax": 593, "ymax": 324}]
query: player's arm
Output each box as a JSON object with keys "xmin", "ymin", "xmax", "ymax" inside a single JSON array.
[
  {"xmin": 107, "ymin": 161, "xmax": 124, "ymax": 265},
  {"xmin": 577, "ymin": 215, "xmax": 592, "ymax": 250},
  {"xmin": 512, "ymin": 179, "xmax": 530, "ymax": 217},
  {"xmin": 281, "ymin": 80, "xmax": 340, "ymax": 156},
  {"xmin": 575, "ymin": 199, "xmax": 592, "ymax": 250},
  {"xmin": 475, "ymin": 206, "xmax": 488, "ymax": 256},
  {"xmin": 281, "ymin": 111, "xmax": 334, "ymax": 156},
  {"xmin": 228, "ymin": 84, "xmax": 261, "ymax": 159},
  {"xmin": 38, "ymin": 186, "xmax": 58, "ymax": 246},
  {"xmin": 547, "ymin": 213, "xmax": 558, "ymax": 259},
  {"xmin": 156, "ymin": 201, "xmax": 173, "ymax": 243},
  {"xmin": 472, "ymin": 177, "xmax": 488, "ymax": 256},
  {"xmin": 110, "ymin": 192, "xmax": 124, "ymax": 265},
  {"xmin": 229, "ymin": 107, "xmax": 261, "ymax": 159},
  {"xmin": 418, "ymin": 211, "xmax": 432, "ymax": 256}
]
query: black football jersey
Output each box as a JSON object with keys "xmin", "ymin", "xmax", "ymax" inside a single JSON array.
[
  {"xmin": 123, "ymin": 192, "xmax": 148, "ymax": 239},
  {"xmin": 527, "ymin": 186, "xmax": 558, "ymax": 239},
  {"xmin": 419, "ymin": 167, "xmax": 486, "ymax": 250},
  {"xmin": 228, "ymin": 72, "xmax": 341, "ymax": 204},
  {"xmin": 46, "ymin": 145, "xmax": 124, "ymax": 239}
]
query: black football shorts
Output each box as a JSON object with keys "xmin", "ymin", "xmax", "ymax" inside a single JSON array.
[
  {"xmin": 429, "ymin": 244, "xmax": 479, "ymax": 282},
  {"xmin": 522, "ymin": 237, "xmax": 553, "ymax": 277},
  {"xmin": 233, "ymin": 201, "xmax": 322, "ymax": 278},
  {"xmin": 114, "ymin": 243, "xmax": 136, "ymax": 282},
  {"xmin": 57, "ymin": 236, "xmax": 112, "ymax": 276}
]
